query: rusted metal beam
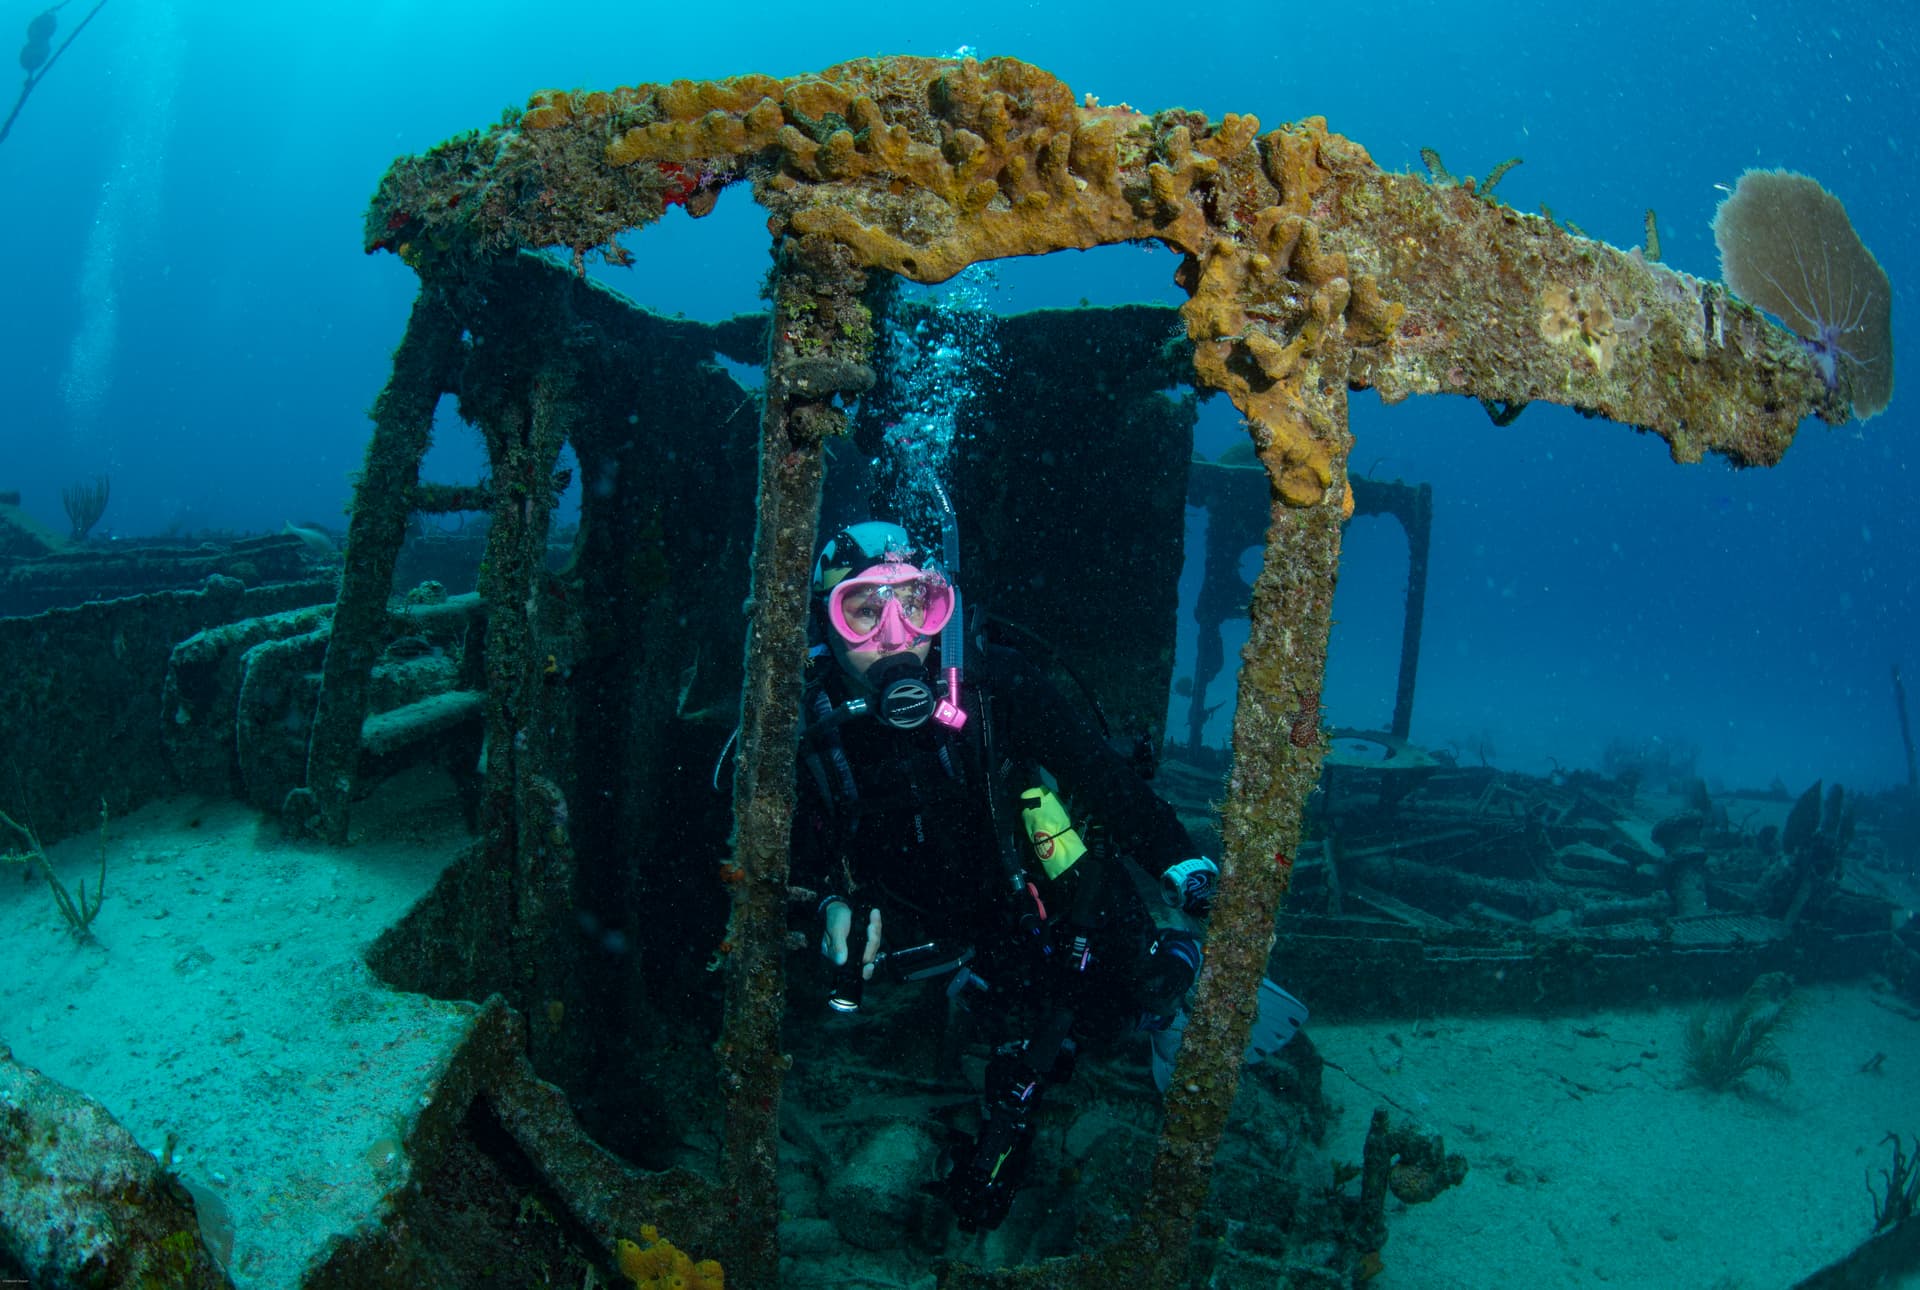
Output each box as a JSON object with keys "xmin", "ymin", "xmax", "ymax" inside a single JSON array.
[
  {"xmin": 717, "ymin": 232, "xmax": 874, "ymax": 1289},
  {"xmin": 1336, "ymin": 176, "xmax": 1841, "ymax": 465},
  {"xmin": 292, "ymin": 292, "xmax": 460, "ymax": 842}
]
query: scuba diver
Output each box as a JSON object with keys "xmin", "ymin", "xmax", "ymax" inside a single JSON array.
[{"xmin": 792, "ymin": 513, "xmax": 1305, "ymax": 1233}]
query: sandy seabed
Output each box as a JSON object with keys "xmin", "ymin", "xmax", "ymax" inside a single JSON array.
[
  {"xmin": 1, "ymin": 776, "xmax": 472, "ymax": 1287},
  {"xmin": 1310, "ymin": 986, "xmax": 1920, "ymax": 1289},
  {"xmin": 5, "ymin": 776, "xmax": 1919, "ymax": 1289}
]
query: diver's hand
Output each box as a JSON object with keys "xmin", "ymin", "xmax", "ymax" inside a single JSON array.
[
  {"xmin": 857, "ymin": 908, "xmax": 883, "ymax": 978},
  {"xmin": 821, "ymin": 903, "xmax": 885, "ymax": 979},
  {"xmin": 822, "ymin": 900, "xmax": 854, "ymax": 964}
]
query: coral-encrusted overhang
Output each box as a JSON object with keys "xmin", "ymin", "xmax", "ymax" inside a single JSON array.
[
  {"xmin": 1333, "ymin": 173, "xmax": 1847, "ymax": 466},
  {"xmin": 364, "ymin": 56, "xmax": 1843, "ymax": 477}
]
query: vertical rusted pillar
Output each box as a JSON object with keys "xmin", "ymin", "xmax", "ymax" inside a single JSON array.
[
  {"xmin": 1389, "ymin": 482, "xmax": 1432, "ymax": 741},
  {"xmin": 295, "ymin": 292, "xmax": 459, "ymax": 841},
  {"xmin": 1186, "ymin": 477, "xmax": 1253, "ymax": 756},
  {"xmin": 1125, "ymin": 383, "xmax": 1349, "ymax": 1283},
  {"xmin": 717, "ymin": 234, "xmax": 872, "ymax": 1289},
  {"xmin": 1355, "ymin": 1107, "xmax": 1394, "ymax": 1253},
  {"xmin": 469, "ymin": 363, "xmax": 580, "ymax": 1062}
]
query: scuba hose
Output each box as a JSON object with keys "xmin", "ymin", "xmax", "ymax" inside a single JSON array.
[
  {"xmin": 976, "ymin": 624, "xmax": 1048, "ymax": 928},
  {"xmin": 805, "ymin": 680, "xmax": 861, "ymax": 817},
  {"xmin": 926, "ymin": 480, "xmax": 1043, "ymax": 922},
  {"xmin": 710, "ymin": 725, "xmax": 738, "ymax": 792},
  {"xmin": 930, "ymin": 479, "xmax": 967, "ymax": 730},
  {"xmin": 980, "ymin": 613, "xmax": 1112, "ymax": 740},
  {"xmin": 927, "ymin": 478, "xmax": 1021, "ymax": 906}
]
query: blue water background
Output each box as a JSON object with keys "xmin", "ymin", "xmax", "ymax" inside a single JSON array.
[{"xmin": 0, "ymin": 0, "xmax": 1911, "ymax": 793}]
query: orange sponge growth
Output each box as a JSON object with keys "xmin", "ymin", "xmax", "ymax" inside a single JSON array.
[
  {"xmin": 616, "ymin": 1225, "xmax": 724, "ymax": 1290},
  {"xmin": 521, "ymin": 90, "xmax": 574, "ymax": 131}
]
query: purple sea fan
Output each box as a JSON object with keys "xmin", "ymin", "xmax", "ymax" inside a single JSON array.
[{"xmin": 1712, "ymin": 169, "xmax": 1894, "ymax": 419}]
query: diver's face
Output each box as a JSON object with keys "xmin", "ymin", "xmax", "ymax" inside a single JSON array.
[
  {"xmin": 830, "ymin": 632, "xmax": 931, "ymax": 692},
  {"xmin": 822, "ymin": 566, "xmax": 945, "ymax": 692}
]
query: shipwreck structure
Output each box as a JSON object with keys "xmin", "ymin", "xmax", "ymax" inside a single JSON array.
[{"xmin": 3, "ymin": 55, "xmax": 1884, "ymax": 1290}]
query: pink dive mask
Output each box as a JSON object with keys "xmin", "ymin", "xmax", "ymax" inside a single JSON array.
[{"xmin": 826, "ymin": 563, "xmax": 955, "ymax": 649}]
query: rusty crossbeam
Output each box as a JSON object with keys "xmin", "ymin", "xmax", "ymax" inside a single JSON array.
[
  {"xmin": 360, "ymin": 55, "xmax": 1853, "ymax": 1288},
  {"xmin": 1337, "ymin": 175, "xmax": 1837, "ymax": 466},
  {"xmin": 368, "ymin": 56, "xmax": 1841, "ymax": 477}
]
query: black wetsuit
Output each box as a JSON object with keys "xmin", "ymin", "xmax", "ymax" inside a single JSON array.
[
  {"xmin": 793, "ymin": 642, "xmax": 1197, "ymax": 1040},
  {"xmin": 793, "ymin": 641, "xmax": 1206, "ymax": 1229}
]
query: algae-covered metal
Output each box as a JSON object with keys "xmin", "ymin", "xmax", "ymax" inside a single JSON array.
[{"xmin": 346, "ymin": 55, "xmax": 1866, "ymax": 1289}]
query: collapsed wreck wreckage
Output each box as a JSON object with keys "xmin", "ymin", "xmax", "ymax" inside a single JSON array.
[
  {"xmin": 1177, "ymin": 461, "xmax": 1916, "ymax": 1020},
  {"xmin": 2, "ymin": 56, "xmax": 1910, "ymax": 1290}
]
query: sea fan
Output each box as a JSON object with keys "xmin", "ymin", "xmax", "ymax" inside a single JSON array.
[{"xmin": 1712, "ymin": 169, "xmax": 1894, "ymax": 419}]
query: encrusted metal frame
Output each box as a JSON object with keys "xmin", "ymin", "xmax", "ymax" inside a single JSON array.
[{"xmin": 337, "ymin": 56, "xmax": 1844, "ymax": 1288}]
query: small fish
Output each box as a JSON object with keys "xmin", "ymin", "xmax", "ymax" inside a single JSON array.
[{"xmin": 283, "ymin": 521, "xmax": 338, "ymax": 556}]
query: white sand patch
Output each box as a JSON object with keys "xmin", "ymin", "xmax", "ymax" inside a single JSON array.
[
  {"xmin": 1312, "ymin": 986, "xmax": 1920, "ymax": 1288},
  {"xmin": 1, "ymin": 768, "xmax": 472, "ymax": 1287}
]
